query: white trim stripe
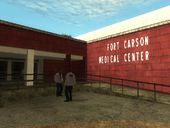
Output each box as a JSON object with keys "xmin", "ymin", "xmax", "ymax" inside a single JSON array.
[
  {"xmin": 76, "ymin": 6, "xmax": 170, "ymax": 43},
  {"xmin": 35, "ymin": 50, "xmax": 65, "ymax": 59},
  {"xmin": 0, "ymin": 45, "xmax": 27, "ymax": 54},
  {"xmin": 71, "ymin": 55, "xmax": 83, "ymax": 60},
  {"xmin": 0, "ymin": 45, "xmax": 66, "ymax": 59}
]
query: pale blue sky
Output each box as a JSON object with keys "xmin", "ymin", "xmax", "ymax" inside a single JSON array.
[{"xmin": 0, "ymin": 0, "xmax": 170, "ymax": 37}]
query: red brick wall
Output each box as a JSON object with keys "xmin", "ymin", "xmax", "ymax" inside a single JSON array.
[
  {"xmin": 43, "ymin": 60, "xmax": 65, "ymax": 81},
  {"xmin": 0, "ymin": 23, "xmax": 86, "ymax": 55},
  {"xmin": 0, "ymin": 23, "xmax": 87, "ymax": 79},
  {"xmin": 71, "ymin": 60, "xmax": 86, "ymax": 79},
  {"xmin": 87, "ymin": 24, "xmax": 170, "ymax": 92},
  {"xmin": 44, "ymin": 59, "xmax": 86, "ymax": 82}
]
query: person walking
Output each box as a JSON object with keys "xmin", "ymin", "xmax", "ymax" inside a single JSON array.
[
  {"xmin": 64, "ymin": 72, "xmax": 76, "ymax": 102},
  {"xmin": 54, "ymin": 71, "xmax": 63, "ymax": 96}
]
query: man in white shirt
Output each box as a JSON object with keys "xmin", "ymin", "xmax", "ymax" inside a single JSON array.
[
  {"xmin": 54, "ymin": 71, "xmax": 63, "ymax": 96},
  {"xmin": 64, "ymin": 72, "xmax": 76, "ymax": 102}
]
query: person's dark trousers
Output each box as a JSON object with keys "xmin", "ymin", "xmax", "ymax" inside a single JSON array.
[
  {"xmin": 56, "ymin": 83, "xmax": 63, "ymax": 96},
  {"xmin": 65, "ymin": 86, "xmax": 73, "ymax": 101}
]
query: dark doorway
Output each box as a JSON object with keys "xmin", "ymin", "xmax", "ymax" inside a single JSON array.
[
  {"xmin": 12, "ymin": 62, "xmax": 24, "ymax": 80},
  {"xmin": 34, "ymin": 62, "xmax": 38, "ymax": 80},
  {"xmin": 0, "ymin": 61, "xmax": 7, "ymax": 81}
]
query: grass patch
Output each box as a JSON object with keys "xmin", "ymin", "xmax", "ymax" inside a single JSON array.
[
  {"xmin": 1, "ymin": 86, "xmax": 56, "ymax": 103},
  {"xmin": 40, "ymin": 88, "xmax": 55, "ymax": 97},
  {"xmin": 33, "ymin": 120, "xmax": 170, "ymax": 128},
  {"xmin": 0, "ymin": 87, "xmax": 170, "ymax": 128},
  {"xmin": 82, "ymin": 83, "xmax": 170, "ymax": 104},
  {"xmin": 0, "ymin": 93, "xmax": 4, "ymax": 108}
]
